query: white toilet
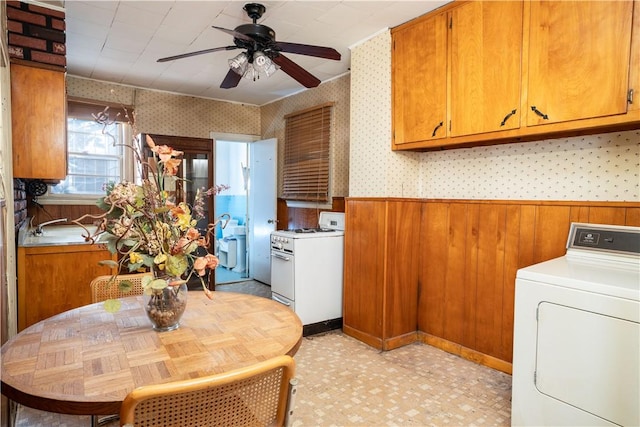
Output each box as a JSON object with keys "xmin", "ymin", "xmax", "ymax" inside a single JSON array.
[
  {"xmin": 218, "ymin": 220, "xmax": 239, "ymax": 269},
  {"xmin": 217, "ymin": 220, "xmax": 246, "ymax": 272}
]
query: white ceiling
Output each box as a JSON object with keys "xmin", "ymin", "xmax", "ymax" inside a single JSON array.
[{"xmin": 63, "ymin": 1, "xmax": 448, "ymax": 106}]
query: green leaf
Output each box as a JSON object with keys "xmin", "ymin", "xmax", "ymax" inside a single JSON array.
[
  {"xmin": 100, "ymin": 234, "xmax": 119, "ymax": 254},
  {"xmin": 165, "ymin": 254, "xmax": 188, "ymax": 277},
  {"xmin": 141, "ymin": 254, "xmax": 155, "ymax": 267},
  {"xmin": 142, "ymin": 275, "xmax": 153, "ymax": 288},
  {"xmin": 119, "ymin": 280, "xmax": 133, "ymax": 293},
  {"xmin": 127, "ymin": 262, "xmax": 144, "ymax": 272},
  {"xmin": 96, "ymin": 197, "xmax": 110, "ymax": 211},
  {"xmin": 103, "ymin": 299, "xmax": 122, "ymax": 313},
  {"xmin": 98, "ymin": 259, "xmax": 119, "ymax": 268},
  {"xmin": 149, "ymin": 278, "xmax": 168, "ymax": 290}
]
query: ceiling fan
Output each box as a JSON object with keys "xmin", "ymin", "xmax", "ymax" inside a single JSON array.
[{"xmin": 157, "ymin": 3, "xmax": 341, "ymax": 90}]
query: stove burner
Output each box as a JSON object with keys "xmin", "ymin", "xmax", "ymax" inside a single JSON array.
[{"xmin": 290, "ymin": 228, "xmax": 337, "ymax": 233}]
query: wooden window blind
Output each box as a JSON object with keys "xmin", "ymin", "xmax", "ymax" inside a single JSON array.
[{"xmin": 283, "ymin": 103, "xmax": 333, "ymax": 202}]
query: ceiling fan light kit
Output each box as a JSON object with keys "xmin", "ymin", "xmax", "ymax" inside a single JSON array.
[
  {"xmin": 229, "ymin": 51, "xmax": 279, "ymax": 81},
  {"xmin": 158, "ymin": 3, "xmax": 341, "ymax": 89}
]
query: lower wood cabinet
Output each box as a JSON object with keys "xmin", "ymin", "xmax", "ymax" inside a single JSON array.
[
  {"xmin": 343, "ymin": 198, "xmax": 640, "ymax": 373},
  {"xmin": 17, "ymin": 244, "xmax": 116, "ymax": 331}
]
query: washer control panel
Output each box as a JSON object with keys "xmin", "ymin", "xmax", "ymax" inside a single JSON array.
[{"xmin": 567, "ymin": 223, "xmax": 640, "ymax": 255}]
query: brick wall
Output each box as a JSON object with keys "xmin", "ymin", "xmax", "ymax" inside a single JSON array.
[
  {"xmin": 13, "ymin": 179, "xmax": 27, "ymax": 233},
  {"xmin": 6, "ymin": 1, "xmax": 65, "ymax": 69}
]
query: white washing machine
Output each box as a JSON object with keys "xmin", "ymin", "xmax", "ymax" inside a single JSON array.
[{"xmin": 512, "ymin": 223, "xmax": 639, "ymax": 426}]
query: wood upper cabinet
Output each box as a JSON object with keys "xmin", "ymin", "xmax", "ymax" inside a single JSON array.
[
  {"xmin": 630, "ymin": 0, "xmax": 640, "ymax": 114},
  {"xmin": 450, "ymin": 1, "xmax": 523, "ymax": 136},
  {"xmin": 392, "ymin": 0, "xmax": 640, "ymax": 151},
  {"xmin": 392, "ymin": 1, "xmax": 524, "ymax": 146},
  {"xmin": 11, "ymin": 63, "xmax": 67, "ymax": 180},
  {"xmin": 526, "ymin": 1, "xmax": 634, "ymax": 127},
  {"xmin": 392, "ymin": 10, "xmax": 448, "ymax": 145}
]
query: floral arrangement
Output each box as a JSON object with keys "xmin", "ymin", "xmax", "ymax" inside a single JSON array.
[{"xmin": 74, "ymin": 107, "xmax": 229, "ymax": 311}]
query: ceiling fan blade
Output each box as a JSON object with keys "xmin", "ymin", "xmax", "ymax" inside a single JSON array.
[
  {"xmin": 272, "ymin": 54, "xmax": 321, "ymax": 88},
  {"xmin": 220, "ymin": 69, "xmax": 242, "ymax": 89},
  {"xmin": 157, "ymin": 46, "xmax": 237, "ymax": 63},
  {"xmin": 275, "ymin": 42, "xmax": 341, "ymax": 60},
  {"xmin": 212, "ymin": 25, "xmax": 254, "ymax": 42}
]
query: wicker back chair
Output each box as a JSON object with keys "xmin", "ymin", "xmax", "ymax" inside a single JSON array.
[
  {"xmin": 119, "ymin": 355, "xmax": 298, "ymax": 427},
  {"xmin": 89, "ymin": 272, "xmax": 152, "ymax": 303}
]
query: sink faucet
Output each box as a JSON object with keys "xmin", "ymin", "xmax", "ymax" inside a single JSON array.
[{"xmin": 34, "ymin": 218, "xmax": 68, "ymax": 236}]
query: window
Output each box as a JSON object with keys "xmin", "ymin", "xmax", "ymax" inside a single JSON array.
[
  {"xmin": 41, "ymin": 99, "xmax": 134, "ymax": 204},
  {"xmin": 282, "ymin": 103, "xmax": 333, "ymax": 203},
  {"xmin": 50, "ymin": 118, "xmax": 125, "ymax": 195}
]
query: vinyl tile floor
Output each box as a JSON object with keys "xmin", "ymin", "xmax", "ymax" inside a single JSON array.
[{"xmin": 13, "ymin": 281, "xmax": 512, "ymax": 426}]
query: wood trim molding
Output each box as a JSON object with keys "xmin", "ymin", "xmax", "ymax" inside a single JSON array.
[
  {"xmin": 346, "ymin": 197, "xmax": 640, "ymax": 208},
  {"xmin": 419, "ymin": 332, "xmax": 513, "ymax": 375}
]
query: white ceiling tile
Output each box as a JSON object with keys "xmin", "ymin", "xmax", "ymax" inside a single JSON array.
[{"xmin": 65, "ymin": 0, "xmax": 451, "ymax": 105}]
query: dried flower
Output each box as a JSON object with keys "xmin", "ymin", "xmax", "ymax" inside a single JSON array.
[{"xmin": 74, "ymin": 107, "xmax": 230, "ymax": 306}]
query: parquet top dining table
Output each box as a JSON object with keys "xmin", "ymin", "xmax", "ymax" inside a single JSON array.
[{"xmin": 0, "ymin": 291, "xmax": 303, "ymax": 416}]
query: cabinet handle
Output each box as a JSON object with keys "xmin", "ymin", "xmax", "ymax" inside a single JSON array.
[
  {"xmin": 432, "ymin": 121, "xmax": 444, "ymax": 137},
  {"xmin": 530, "ymin": 106, "xmax": 549, "ymax": 120},
  {"xmin": 500, "ymin": 109, "xmax": 517, "ymax": 127}
]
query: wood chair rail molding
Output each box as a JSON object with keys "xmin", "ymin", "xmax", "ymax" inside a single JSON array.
[{"xmin": 343, "ymin": 197, "xmax": 639, "ymax": 373}]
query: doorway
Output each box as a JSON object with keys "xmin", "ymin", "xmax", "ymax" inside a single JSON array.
[
  {"xmin": 213, "ymin": 136, "xmax": 277, "ymax": 286},
  {"xmin": 214, "ymin": 140, "xmax": 249, "ymax": 284}
]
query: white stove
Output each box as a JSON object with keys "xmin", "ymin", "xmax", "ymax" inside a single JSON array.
[
  {"xmin": 512, "ymin": 223, "xmax": 639, "ymax": 426},
  {"xmin": 270, "ymin": 212, "xmax": 345, "ymax": 335}
]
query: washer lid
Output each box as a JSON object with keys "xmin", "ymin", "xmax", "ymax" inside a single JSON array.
[{"xmin": 517, "ymin": 255, "xmax": 640, "ymax": 301}]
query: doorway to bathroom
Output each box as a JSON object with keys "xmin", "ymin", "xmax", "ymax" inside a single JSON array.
[
  {"xmin": 214, "ymin": 139, "xmax": 249, "ymax": 284},
  {"xmin": 213, "ymin": 136, "xmax": 277, "ymax": 286}
]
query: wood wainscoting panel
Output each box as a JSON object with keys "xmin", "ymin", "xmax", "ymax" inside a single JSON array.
[
  {"xmin": 345, "ymin": 198, "xmax": 640, "ymax": 370},
  {"xmin": 276, "ymin": 197, "xmax": 345, "ymax": 230},
  {"xmin": 418, "ymin": 202, "xmax": 450, "ymax": 339},
  {"xmin": 418, "ymin": 200, "xmax": 640, "ymax": 365},
  {"xmin": 343, "ymin": 200, "xmax": 387, "ymax": 344},
  {"xmin": 384, "ymin": 200, "xmax": 421, "ymax": 346},
  {"xmin": 626, "ymin": 208, "xmax": 640, "ymax": 226},
  {"xmin": 533, "ymin": 204, "xmax": 572, "ymax": 263}
]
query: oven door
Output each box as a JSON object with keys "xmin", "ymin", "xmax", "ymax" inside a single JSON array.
[{"xmin": 270, "ymin": 250, "xmax": 295, "ymax": 303}]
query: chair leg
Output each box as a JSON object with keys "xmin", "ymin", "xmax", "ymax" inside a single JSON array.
[
  {"xmin": 285, "ymin": 378, "xmax": 298, "ymax": 427},
  {"xmin": 91, "ymin": 414, "xmax": 119, "ymax": 426}
]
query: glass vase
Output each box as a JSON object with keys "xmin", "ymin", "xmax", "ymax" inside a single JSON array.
[{"xmin": 143, "ymin": 272, "xmax": 188, "ymax": 332}]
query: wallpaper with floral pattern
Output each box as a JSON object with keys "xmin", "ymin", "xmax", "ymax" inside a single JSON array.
[
  {"xmin": 350, "ymin": 31, "xmax": 640, "ymax": 201},
  {"xmin": 67, "ymin": 76, "xmax": 260, "ymax": 138}
]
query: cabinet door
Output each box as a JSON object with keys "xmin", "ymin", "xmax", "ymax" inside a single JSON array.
[
  {"xmin": 17, "ymin": 245, "xmax": 115, "ymax": 331},
  {"xmin": 527, "ymin": 1, "xmax": 633, "ymax": 126},
  {"xmin": 11, "ymin": 64, "xmax": 67, "ymax": 180},
  {"xmin": 450, "ymin": 1, "xmax": 523, "ymax": 136},
  {"xmin": 392, "ymin": 11, "xmax": 448, "ymax": 145},
  {"xmin": 629, "ymin": 0, "xmax": 640, "ymax": 114}
]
